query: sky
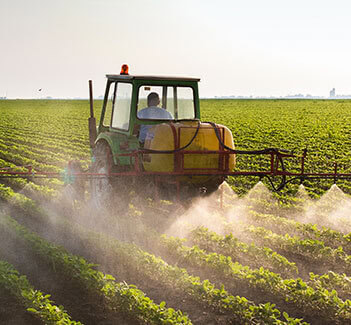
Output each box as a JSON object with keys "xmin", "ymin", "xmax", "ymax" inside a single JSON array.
[{"xmin": 1, "ymin": 0, "xmax": 351, "ymax": 99}]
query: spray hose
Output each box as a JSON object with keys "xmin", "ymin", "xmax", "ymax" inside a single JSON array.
[
  {"xmin": 203, "ymin": 121, "xmax": 288, "ymax": 191},
  {"xmin": 140, "ymin": 120, "xmax": 201, "ymax": 154},
  {"xmin": 203, "ymin": 121, "xmax": 291, "ymax": 156}
]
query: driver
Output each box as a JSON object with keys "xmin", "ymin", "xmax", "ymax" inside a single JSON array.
[{"xmin": 137, "ymin": 92, "xmax": 173, "ymax": 144}]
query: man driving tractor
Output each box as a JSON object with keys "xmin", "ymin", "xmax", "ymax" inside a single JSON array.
[{"xmin": 137, "ymin": 92, "xmax": 173, "ymax": 144}]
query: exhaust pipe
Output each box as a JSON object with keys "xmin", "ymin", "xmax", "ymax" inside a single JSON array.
[{"xmin": 88, "ymin": 80, "xmax": 97, "ymax": 148}]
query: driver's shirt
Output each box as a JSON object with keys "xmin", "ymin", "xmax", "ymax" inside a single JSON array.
[{"xmin": 137, "ymin": 106, "xmax": 173, "ymax": 143}]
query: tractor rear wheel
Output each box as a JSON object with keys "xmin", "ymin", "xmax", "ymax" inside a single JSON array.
[
  {"xmin": 90, "ymin": 142, "xmax": 115, "ymax": 212},
  {"xmin": 90, "ymin": 142, "xmax": 130, "ymax": 214}
]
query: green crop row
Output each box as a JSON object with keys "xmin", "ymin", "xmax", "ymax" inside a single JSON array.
[
  {"xmin": 0, "ymin": 146, "xmax": 60, "ymax": 173},
  {"xmin": 157, "ymin": 234, "xmax": 351, "ymax": 324},
  {"xmin": 0, "ymin": 100, "xmax": 94, "ymax": 148},
  {"xmin": 0, "ymin": 136, "xmax": 81, "ymax": 167},
  {"xmin": 0, "ymin": 146, "xmax": 65, "ymax": 193},
  {"xmin": 0, "ymin": 141, "xmax": 66, "ymax": 170},
  {"xmin": 0, "ymin": 158, "xmax": 58, "ymax": 200},
  {"xmin": 244, "ymin": 225, "xmax": 351, "ymax": 275},
  {"xmin": 226, "ymin": 210, "xmax": 351, "ymax": 254},
  {"xmin": 0, "ymin": 127, "xmax": 89, "ymax": 156},
  {"xmin": 188, "ymin": 226, "xmax": 298, "ymax": 278},
  {"xmin": 309, "ymin": 271, "xmax": 351, "ymax": 302},
  {"xmin": 259, "ymin": 211, "xmax": 351, "ymax": 252},
  {"xmin": 187, "ymin": 223, "xmax": 351, "ymax": 303},
  {"xmin": 0, "ymin": 184, "xmax": 53, "ymax": 217},
  {"xmin": 0, "ymin": 260, "xmax": 81, "ymax": 324},
  {"xmin": 0, "ymin": 213, "xmax": 191, "ymax": 325}
]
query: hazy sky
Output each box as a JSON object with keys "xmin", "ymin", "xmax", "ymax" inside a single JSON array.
[{"xmin": 1, "ymin": 0, "xmax": 351, "ymax": 98}]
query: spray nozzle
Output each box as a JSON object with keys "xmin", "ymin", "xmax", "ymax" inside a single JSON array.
[{"xmin": 199, "ymin": 187, "xmax": 207, "ymax": 195}]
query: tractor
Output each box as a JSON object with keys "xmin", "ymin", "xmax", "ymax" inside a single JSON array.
[{"xmin": 88, "ymin": 64, "xmax": 236, "ymax": 208}]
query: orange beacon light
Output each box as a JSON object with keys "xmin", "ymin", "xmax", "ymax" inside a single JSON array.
[{"xmin": 120, "ymin": 64, "xmax": 129, "ymax": 75}]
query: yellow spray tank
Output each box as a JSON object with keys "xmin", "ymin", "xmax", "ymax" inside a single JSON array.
[{"xmin": 143, "ymin": 121, "xmax": 235, "ymax": 187}]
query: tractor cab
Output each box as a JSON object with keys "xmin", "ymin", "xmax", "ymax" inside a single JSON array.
[{"xmin": 95, "ymin": 66, "xmax": 201, "ymax": 167}]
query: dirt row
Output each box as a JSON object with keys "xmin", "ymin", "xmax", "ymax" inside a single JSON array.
[
  {"xmin": 0, "ymin": 288, "xmax": 39, "ymax": 325},
  {"xmin": 0, "ymin": 217, "xmax": 130, "ymax": 325}
]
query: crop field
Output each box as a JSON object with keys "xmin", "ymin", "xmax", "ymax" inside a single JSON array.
[{"xmin": 1, "ymin": 99, "xmax": 351, "ymax": 324}]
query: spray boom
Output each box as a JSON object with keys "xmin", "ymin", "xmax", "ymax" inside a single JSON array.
[{"xmin": 1, "ymin": 148, "xmax": 351, "ymax": 192}]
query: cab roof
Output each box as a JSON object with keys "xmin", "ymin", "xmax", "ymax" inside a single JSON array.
[{"xmin": 106, "ymin": 74, "xmax": 200, "ymax": 82}]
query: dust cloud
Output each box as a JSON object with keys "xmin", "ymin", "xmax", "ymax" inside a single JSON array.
[
  {"xmin": 2, "ymin": 176, "xmax": 351, "ymax": 276},
  {"xmin": 4, "ymin": 174, "xmax": 351, "ymax": 248},
  {"xmin": 164, "ymin": 181, "xmax": 351, "ymax": 239},
  {"xmin": 296, "ymin": 184, "xmax": 351, "ymax": 234},
  {"xmin": 164, "ymin": 181, "xmax": 277, "ymax": 239}
]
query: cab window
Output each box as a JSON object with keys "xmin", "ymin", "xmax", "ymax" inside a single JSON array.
[
  {"xmin": 103, "ymin": 84, "xmax": 113, "ymax": 126},
  {"xmin": 111, "ymin": 82, "xmax": 132, "ymax": 130},
  {"xmin": 137, "ymin": 85, "xmax": 195, "ymax": 120}
]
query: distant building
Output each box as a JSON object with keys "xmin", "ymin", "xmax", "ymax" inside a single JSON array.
[{"xmin": 329, "ymin": 88, "xmax": 336, "ymax": 98}]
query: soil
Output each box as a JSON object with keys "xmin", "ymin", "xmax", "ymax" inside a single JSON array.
[
  {"xmin": 0, "ymin": 288, "xmax": 39, "ymax": 325},
  {"xmin": 0, "ymin": 218, "xmax": 134, "ymax": 325}
]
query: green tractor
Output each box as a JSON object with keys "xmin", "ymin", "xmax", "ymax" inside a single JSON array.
[{"xmin": 88, "ymin": 65, "xmax": 236, "ymax": 209}]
